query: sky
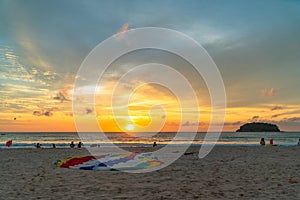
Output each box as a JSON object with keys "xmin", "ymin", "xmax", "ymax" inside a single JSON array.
[{"xmin": 0, "ymin": 0, "xmax": 300, "ymax": 132}]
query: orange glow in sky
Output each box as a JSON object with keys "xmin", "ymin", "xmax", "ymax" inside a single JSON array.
[{"xmin": 1, "ymin": 4, "xmax": 300, "ymax": 132}]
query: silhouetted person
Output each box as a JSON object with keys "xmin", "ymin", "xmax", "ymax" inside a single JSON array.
[
  {"xmin": 35, "ymin": 143, "xmax": 41, "ymax": 148},
  {"xmin": 298, "ymin": 139, "xmax": 300, "ymax": 146},
  {"xmin": 153, "ymin": 142, "xmax": 157, "ymax": 147},
  {"xmin": 52, "ymin": 144, "xmax": 56, "ymax": 148},
  {"xmin": 260, "ymin": 138, "xmax": 265, "ymax": 146},
  {"xmin": 70, "ymin": 141, "xmax": 75, "ymax": 148},
  {"xmin": 77, "ymin": 142, "xmax": 82, "ymax": 148}
]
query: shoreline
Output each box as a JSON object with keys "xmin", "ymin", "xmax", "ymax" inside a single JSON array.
[
  {"xmin": 1, "ymin": 132, "xmax": 299, "ymax": 149},
  {"xmin": 0, "ymin": 143, "xmax": 299, "ymax": 149},
  {"xmin": 0, "ymin": 145, "xmax": 299, "ymax": 151}
]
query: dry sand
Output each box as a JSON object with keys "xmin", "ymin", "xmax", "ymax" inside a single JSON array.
[{"xmin": 0, "ymin": 146, "xmax": 299, "ymax": 199}]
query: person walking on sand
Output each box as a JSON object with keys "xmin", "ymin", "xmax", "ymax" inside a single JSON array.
[
  {"xmin": 70, "ymin": 141, "xmax": 75, "ymax": 148},
  {"xmin": 260, "ymin": 138, "xmax": 265, "ymax": 146}
]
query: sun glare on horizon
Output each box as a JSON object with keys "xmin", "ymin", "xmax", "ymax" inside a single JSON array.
[{"xmin": 125, "ymin": 124, "xmax": 135, "ymax": 131}]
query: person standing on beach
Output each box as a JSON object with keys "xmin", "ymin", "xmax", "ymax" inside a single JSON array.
[
  {"xmin": 260, "ymin": 138, "xmax": 265, "ymax": 145},
  {"xmin": 77, "ymin": 142, "xmax": 82, "ymax": 148},
  {"xmin": 70, "ymin": 141, "xmax": 75, "ymax": 148},
  {"xmin": 298, "ymin": 139, "xmax": 300, "ymax": 146}
]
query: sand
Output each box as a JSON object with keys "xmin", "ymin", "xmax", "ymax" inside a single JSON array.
[{"xmin": 0, "ymin": 146, "xmax": 299, "ymax": 199}]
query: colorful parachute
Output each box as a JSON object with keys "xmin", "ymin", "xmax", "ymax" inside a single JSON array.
[{"xmin": 55, "ymin": 152, "xmax": 163, "ymax": 171}]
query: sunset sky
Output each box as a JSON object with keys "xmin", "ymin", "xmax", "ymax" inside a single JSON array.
[{"xmin": 1, "ymin": 0, "xmax": 300, "ymax": 132}]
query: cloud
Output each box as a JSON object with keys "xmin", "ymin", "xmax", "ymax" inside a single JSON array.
[
  {"xmin": 65, "ymin": 112, "xmax": 73, "ymax": 117},
  {"xmin": 53, "ymin": 93, "xmax": 68, "ymax": 102},
  {"xmin": 282, "ymin": 117, "xmax": 300, "ymax": 122},
  {"xmin": 33, "ymin": 107, "xmax": 57, "ymax": 117},
  {"xmin": 33, "ymin": 110, "xmax": 53, "ymax": 117},
  {"xmin": 260, "ymin": 88, "xmax": 276, "ymax": 98},
  {"xmin": 44, "ymin": 111, "xmax": 53, "ymax": 117},
  {"xmin": 53, "ymin": 85, "xmax": 73, "ymax": 103},
  {"xmin": 85, "ymin": 108, "xmax": 93, "ymax": 114},
  {"xmin": 268, "ymin": 88, "xmax": 275, "ymax": 97},
  {"xmin": 113, "ymin": 23, "xmax": 133, "ymax": 46},
  {"xmin": 252, "ymin": 116, "xmax": 259, "ymax": 120},
  {"xmin": 271, "ymin": 105, "xmax": 283, "ymax": 111},
  {"xmin": 230, "ymin": 121, "xmax": 241, "ymax": 126},
  {"xmin": 223, "ymin": 121, "xmax": 241, "ymax": 126},
  {"xmin": 260, "ymin": 88, "xmax": 267, "ymax": 98},
  {"xmin": 119, "ymin": 23, "xmax": 129, "ymax": 33},
  {"xmin": 113, "ymin": 23, "xmax": 129, "ymax": 41},
  {"xmin": 182, "ymin": 121, "xmax": 198, "ymax": 126},
  {"xmin": 33, "ymin": 110, "xmax": 43, "ymax": 116},
  {"xmin": 271, "ymin": 114, "xmax": 281, "ymax": 118}
]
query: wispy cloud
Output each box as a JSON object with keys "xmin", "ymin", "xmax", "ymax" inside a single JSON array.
[
  {"xmin": 271, "ymin": 114, "xmax": 280, "ymax": 118},
  {"xmin": 85, "ymin": 107, "xmax": 93, "ymax": 114},
  {"xmin": 268, "ymin": 88, "xmax": 275, "ymax": 97},
  {"xmin": 281, "ymin": 117, "xmax": 300, "ymax": 122},
  {"xmin": 33, "ymin": 110, "xmax": 53, "ymax": 117},
  {"xmin": 182, "ymin": 121, "xmax": 198, "ymax": 126},
  {"xmin": 113, "ymin": 23, "xmax": 129, "ymax": 40},
  {"xmin": 252, "ymin": 116, "xmax": 259, "ymax": 120},
  {"xmin": 271, "ymin": 105, "xmax": 283, "ymax": 111},
  {"xmin": 32, "ymin": 106, "xmax": 58, "ymax": 117},
  {"xmin": 113, "ymin": 23, "xmax": 132, "ymax": 45},
  {"xmin": 260, "ymin": 88, "xmax": 276, "ymax": 98},
  {"xmin": 53, "ymin": 85, "xmax": 73, "ymax": 103}
]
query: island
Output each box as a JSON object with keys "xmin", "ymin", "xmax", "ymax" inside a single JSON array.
[{"xmin": 236, "ymin": 122, "xmax": 281, "ymax": 132}]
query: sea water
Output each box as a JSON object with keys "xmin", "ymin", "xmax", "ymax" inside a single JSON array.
[{"xmin": 0, "ymin": 132, "xmax": 299, "ymax": 148}]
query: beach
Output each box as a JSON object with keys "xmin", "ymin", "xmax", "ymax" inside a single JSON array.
[{"xmin": 0, "ymin": 146, "xmax": 299, "ymax": 199}]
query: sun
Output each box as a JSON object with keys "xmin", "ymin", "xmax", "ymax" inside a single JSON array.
[{"xmin": 125, "ymin": 124, "xmax": 135, "ymax": 131}]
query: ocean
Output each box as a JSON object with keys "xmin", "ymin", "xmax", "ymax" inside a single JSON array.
[{"xmin": 0, "ymin": 132, "xmax": 299, "ymax": 148}]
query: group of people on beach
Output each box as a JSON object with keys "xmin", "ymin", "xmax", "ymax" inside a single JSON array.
[
  {"xmin": 70, "ymin": 141, "xmax": 82, "ymax": 148},
  {"xmin": 35, "ymin": 143, "xmax": 55, "ymax": 148},
  {"xmin": 3, "ymin": 138, "xmax": 300, "ymax": 148},
  {"xmin": 260, "ymin": 138, "xmax": 275, "ymax": 145},
  {"xmin": 33, "ymin": 141, "xmax": 83, "ymax": 148},
  {"xmin": 260, "ymin": 138, "xmax": 300, "ymax": 146}
]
